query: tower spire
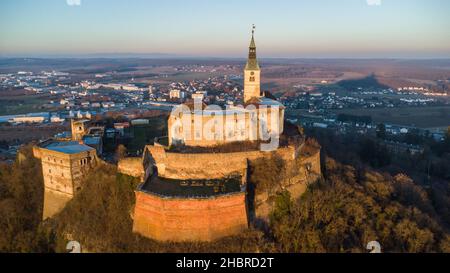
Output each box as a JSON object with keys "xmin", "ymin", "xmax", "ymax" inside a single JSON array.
[
  {"xmin": 250, "ymin": 24, "xmax": 256, "ymax": 48},
  {"xmin": 245, "ymin": 24, "xmax": 259, "ymax": 71},
  {"xmin": 244, "ymin": 25, "xmax": 261, "ymax": 103}
]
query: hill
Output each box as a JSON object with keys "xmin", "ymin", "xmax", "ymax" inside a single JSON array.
[{"xmin": 0, "ymin": 145, "xmax": 449, "ymax": 253}]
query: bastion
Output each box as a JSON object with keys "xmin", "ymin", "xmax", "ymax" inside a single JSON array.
[
  {"xmin": 120, "ymin": 136, "xmax": 321, "ymax": 242},
  {"xmin": 133, "ymin": 175, "xmax": 248, "ymax": 242}
]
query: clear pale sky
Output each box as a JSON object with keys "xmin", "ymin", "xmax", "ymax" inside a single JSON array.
[{"xmin": 1, "ymin": 0, "xmax": 449, "ymax": 58}]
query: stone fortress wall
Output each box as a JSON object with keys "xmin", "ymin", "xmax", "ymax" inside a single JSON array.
[
  {"xmin": 130, "ymin": 144, "xmax": 264, "ymax": 242},
  {"xmin": 133, "ymin": 191, "xmax": 248, "ymax": 242},
  {"xmin": 117, "ymin": 157, "xmax": 145, "ymax": 180},
  {"xmin": 122, "ymin": 141, "xmax": 321, "ymax": 242},
  {"xmin": 142, "ymin": 144, "xmax": 299, "ymax": 180},
  {"xmin": 119, "ymin": 142, "xmax": 320, "ymax": 185}
]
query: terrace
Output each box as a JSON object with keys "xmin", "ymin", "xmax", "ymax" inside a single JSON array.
[{"xmin": 138, "ymin": 174, "xmax": 244, "ymax": 198}]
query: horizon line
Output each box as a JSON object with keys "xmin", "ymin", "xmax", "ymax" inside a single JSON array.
[{"xmin": 1, "ymin": 54, "xmax": 450, "ymax": 61}]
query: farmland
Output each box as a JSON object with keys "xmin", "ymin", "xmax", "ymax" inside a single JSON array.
[{"xmin": 332, "ymin": 106, "xmax": 450, "ymax": 129}]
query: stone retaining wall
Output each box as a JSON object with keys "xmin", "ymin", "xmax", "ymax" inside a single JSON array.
[{"xmin": 133, "ymin": 191, "xmax": 248, "ymax": 242}]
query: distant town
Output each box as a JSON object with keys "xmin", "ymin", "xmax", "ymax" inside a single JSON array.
[{"xmin": 1, "ymin": 61, "xmax": 449, "ymax": 163}]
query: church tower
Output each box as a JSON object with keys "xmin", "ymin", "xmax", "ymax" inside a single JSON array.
[{"xmin": 244, "ymin": 25, "xmax": 261, "ymax": 104}]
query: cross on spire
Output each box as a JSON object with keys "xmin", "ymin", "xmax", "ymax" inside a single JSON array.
[{"xmin": 249, "ymin": 24, "xmax": 256, "ymax": 49}]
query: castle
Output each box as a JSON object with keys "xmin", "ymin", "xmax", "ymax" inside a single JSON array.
[
  {"xmin": 34, "ymin": 27, "xmax": 321, "ymax": 242},
  {"xmin": 121, "ymin": 28, "xmax": 321, "ymax": 242}
]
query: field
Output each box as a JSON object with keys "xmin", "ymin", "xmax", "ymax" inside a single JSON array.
[
  {"xmin": 332, "ymin": 106, "xmax": 450, "ymax": 129},
  {"xmin": 0, "ymin": 123, "xmax": 68, "ymax": 143},
  {"xmin": 0, "ymin": 90, "xmax": 58, "ymax": 115}
]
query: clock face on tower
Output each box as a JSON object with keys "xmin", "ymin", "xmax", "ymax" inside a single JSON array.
[{"xmin": 249, "ymin": 71, "xmax": 256, "ymax": 82}]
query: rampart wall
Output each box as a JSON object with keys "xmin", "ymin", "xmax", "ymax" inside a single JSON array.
[
  {"xmin": 133, "ymin": 191, "xmax": 248, "ymax": 242},
  {"xmin": 125, "ymin": 143, "xmax": 321, "ymax": 242},
  {"xmin": 143, "ymin": 144, "xmax": 298, "ymax": 180},
  {"xmin": 117, "ymin": 157, "xmax": 144, "ymax": 180}
]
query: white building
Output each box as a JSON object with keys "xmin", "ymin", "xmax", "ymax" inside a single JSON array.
[
  {"xmin": 191, "ymin": 92, "xmax": 205, "ymax": 101},
  {"xmin": 11, "ymin": 116, "xmax": 46, "ymax": 124},
  {"xmin": 170, "ymin": 89, "xmax": 186, "ymax": 99},
  {"xmin": 50, "ymin": 115, "xmax": 65, "ymax": 123}
]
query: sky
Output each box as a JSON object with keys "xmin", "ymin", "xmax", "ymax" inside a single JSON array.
[{"xmin": 1, "ymin": 0, "xmax": 450, "ymax": 58}]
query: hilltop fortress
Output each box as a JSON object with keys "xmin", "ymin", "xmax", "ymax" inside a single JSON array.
[
  {"xmin": 34, "ymin": 28, "xmax": 321, "ymax": 242},
  {"xmin": 120, "ymin": 28, "xmax": 321, "ymax": 242}
]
